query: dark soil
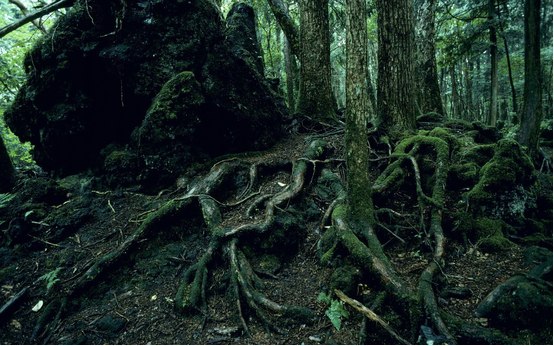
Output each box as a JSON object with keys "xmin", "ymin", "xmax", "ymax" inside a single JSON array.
[{"xmin": 0, "ymin": 129, "xmax": 550, "ymax": 345}]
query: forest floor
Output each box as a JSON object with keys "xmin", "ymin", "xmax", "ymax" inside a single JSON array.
[{"xmin": 0, "ymin": 128, "xmax": 549, "ymax": 345}]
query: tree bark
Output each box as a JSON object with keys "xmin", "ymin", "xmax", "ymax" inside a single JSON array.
[
  {"xmin": 518, "ymin": 0, "xmax": 542, "ymax": 159},
  {"xmin": 488, "ymin": 0, "xmax": 498, "ymax": 127},
  {"xmin": 345, "ymin": 0, "xmax": 372, "ymax": 221},
  {"xmin": 266, "ymin": 0, "xmax": 300, "ymax": 58},
  {"xmin": 284, "ymin": 35, "xmax": 296, "ymax": 113},
  {"xmin": 463, "ymin": 57, "xmax": 474, "ymax": 121},
  {"xmin": 296, "ymin": 0, "xmax": 337, "ymax": 123},
  {"xmin": 415, "ymin": 0, "xmax": 445, "ymax": 116},
  {"xmin": 377, "ymin": 0, "xmax": 417, "ymax": 138},
  {"xmin": 450, "ymin": 67, "xmax": 460, "ymax": 119}
]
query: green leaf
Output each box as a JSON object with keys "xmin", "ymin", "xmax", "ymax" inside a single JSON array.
[
  {"xmin": 317, "ymin": 292, "xmax": 331, "ymax": 305},
  {"xmin": 326, "ymin": 308, "xmax": 342, "ymax": 330}
]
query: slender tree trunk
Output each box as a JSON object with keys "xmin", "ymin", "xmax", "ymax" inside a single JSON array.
[
  {"xmin": 464, "ymin": 57, "xmax": 474, "ymax": 121},
  {"xmin": 284, "ymin": 36, "xmax": 296, "ymax": 112},
  {"xmin": 518, "ymin": 0, "xmax": 542, "ymax": 159},
  {"xmin": 367, "ymin": 40, "xmax": 378, "ymax": 117},
  {"xmin": 346, "ymin": 0, "xmax": 372, "ymax": 221},
  {"xmin": 415, "ymin": 0, "xmax": 445, "ymax": 116},
  {"xmin": 296, "ymin": 0, "xmax": 337, "ymax": 123},
  {"xmin": 488, "ymin": 0, "xmax": 498, "ymax": 127},
  {"xmin": 450, "ymin": 67, "xmax": 460, "ymax": 119},
  {"xmin": 266, "ymin": 0, "xmax": 300, "ymax": 58},
  {"xmin": 377, "ymin": 0, "xmax": 417, "ymax": 138},
  {"xmin": 0, "ymin": 135, "xmax": 14, "ymax": 193},
  {"xmin": 440, "ymin": 67, "xmax": 448, "ymax": 116}
]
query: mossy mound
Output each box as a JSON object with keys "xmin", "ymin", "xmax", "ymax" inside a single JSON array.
[
  {"xmin": 329, "ymin": 265, "xmax": 362, "ymax": 297},
  {"xmin": 465, "ymin": 140, "xmax": 536, "ymax": 222}
]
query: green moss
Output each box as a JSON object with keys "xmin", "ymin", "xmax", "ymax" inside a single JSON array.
[
  {"xmin": 329, "ymin": 265, "xmax": 362, "ymax": 297},
  {"xmin": 461, "ymin": 144, "xmax": 495, "ymax": 166},
  {"xmin": 444, "ymin": 119, "xmax": 474, "ymax": 131},
  {"xmin": 473, "ymin": 218, "xmax": 515, "ymax": 253},
  {"xmin": 466, "ymin": 140, "xmax": 535, "ymax": 212},
  {"xmin": 256, "ymin": 254, "xmax": 281, "ymax": 273},
  {"xmin": 447, "ymin": 162, "xmax": 479, "ymax": 189}
]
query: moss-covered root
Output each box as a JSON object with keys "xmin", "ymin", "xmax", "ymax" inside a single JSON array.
[
  {"xmin": 440, "ymin": 309, "xmax": 515, "ymax": 344},
  {"xmin": 228, "ymin": 240, "xmax": 315, "ymax": 336},
  {"xmin": 174, "ymin": 240, "xmax": 218, "ymax": 315},
  {"xmin": 414, "ymin": 131, "xmax": 454, "ymax": 344},
  {"xmin": 330, "ymin": 204, "xmax": 410, "ymax": 298},
  {"xmin": 220, "ymin": 140, "xmax": 329, "ymax": 238}
]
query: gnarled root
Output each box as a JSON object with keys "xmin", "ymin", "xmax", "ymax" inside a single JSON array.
[{"xmin": 174, "ymin": 140, "xmax": 328, "ymax": 335}]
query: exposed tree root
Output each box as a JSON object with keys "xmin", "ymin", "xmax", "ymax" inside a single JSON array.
[
  {"xmin": 22, "ymin": 130, "xmax": 530, "ymax": 344},
  {"xmin": 173, "ymin": 139, "xmax": 328, "ymax": 336},
  {"xmin": 319, "ymin": 132, "xmax": 472, "ymax": 343}
]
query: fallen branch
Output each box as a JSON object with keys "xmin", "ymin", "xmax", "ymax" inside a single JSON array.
[
  {"xmin": 334, "ymin": 289, "xmax": 410, "ymax": 345},
  {"xmin": 0, "ymin": 286, "xmax": 28, "ymax": 320},
  {"xmin": 0, "ymin": 0, "xmax": 75, "ymax": 39}
]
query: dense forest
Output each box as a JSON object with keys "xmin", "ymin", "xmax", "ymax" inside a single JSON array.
[{"xmin": 0, "ymin": 0, "xmax": 552, "ymax": 344}]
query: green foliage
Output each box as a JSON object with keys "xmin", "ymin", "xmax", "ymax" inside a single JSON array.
[
  {"xmin": 0, "ymin": 111, "xmax": 34, "ymax": 169},
  {"xmin": 0, "ymin": 192, "xmax": 16, "ymax": 209},
  {"xmin": 317, "ymin": 292, "xmax": 350, "ymax": 330},
  {"xmin": 38, "ymin": 267, "xmax": 62, "ymax": 292}
]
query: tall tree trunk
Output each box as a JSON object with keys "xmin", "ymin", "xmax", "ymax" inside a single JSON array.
[
  {"xmin": 518, "ymin": 0, "xmax": 542, "ymax": 159},
  {"xmin": 450, "ymin": 67, "xmax": 460, "ymax": 119},
  {"xmin": 464, "ymin": 57, "xmax": 474, "ymax": 121},
  {"xmin": 377, "ymin": 0, "xmax": 417, "ymax": 138},
  {"xmin": 488, "ymin": 0, "xmax": 498, "ymax": 127},
  {"xmin": 415, "ymin": 0, "xmax": 445, "ymax": 115},
  {"xmin": 0, "ymin": 135, "xmax": 14, "ymax": 193},
  {"xmin": 367, "ymin": 40, "xmax": 378, "ymax": 117},
  {"xmin": 500, "ymin": 2, "xmax": 518, "ymax": 117},
  {"xmin": 346, "ymin": 0, "xmax": 372, "ymax": 221},
  {"xmin": 266, "ymin": 0, "xmax": 300, "ymax": 58},
  {"xmin": 296, "ymin": 0, "xmax": 337, "ymax": 123},
  {"xmin": 284, "ymin": 35, "xmax": 296, "ymax": 113}
]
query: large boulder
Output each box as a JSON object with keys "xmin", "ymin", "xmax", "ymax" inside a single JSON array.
[{"xmin": 5, "ymin": 0, "xmax": 287, "ymax": 187}]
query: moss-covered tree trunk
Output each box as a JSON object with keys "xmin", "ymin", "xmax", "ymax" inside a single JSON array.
[
  {"xmin": 0, "ymin": 135, "xmax": 14, "ymax": 192},
  {"xmin": 345, "ymin": 0, "xmax": 372, "ymax": 222},
  {"xmin": 415, "ymin": 0, "xmax": 445, "ymax": 116},
  {"xmin": 377, "ymin": 0, "xmax": 416, "ymax": 138},
  {"xmin": 518, "ymin": 0, "xmax": 543, "ymax": 159},
  {"xmin": 296, "ymin": 0, "xmax": 337, "ymax": 123}
]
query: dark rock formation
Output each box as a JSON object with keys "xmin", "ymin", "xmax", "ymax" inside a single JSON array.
[
  {"xmin": 5, "ymin": 0, "xmax": 287, "ymax": 188},
  {"xmin": 0, "ymin": 136, "xmax": 14, "ymax": 192}
]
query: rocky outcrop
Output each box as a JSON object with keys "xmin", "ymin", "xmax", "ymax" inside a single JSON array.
[{"xmin": 5, "ymin": 0, "xmax": 287, "ymax": 188}]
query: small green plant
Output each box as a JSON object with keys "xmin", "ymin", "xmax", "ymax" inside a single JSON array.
[
  {"xmin": 38, "ymin": 267, "xmax": 62, "ymax": 292},
  {"xmin": 317, "ymin": 292, "xmax": 350, "ymax": 330}
]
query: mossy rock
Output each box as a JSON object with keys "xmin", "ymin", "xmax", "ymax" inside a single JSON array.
[
  {"xmin": 444, "ymin": 119, "xmax": 474, "ymax": 131},
  {"xmin": 494, "ymin": 281, "xmax": 552, "ymax": 329},
  {"xmin": 465, "ymin": 140, "xmax": 536, "ymax": 222},
  {"xmin": 470, "ymin": 121, "xmax": 503, "ymax": 144},
  {"xmin": 473, "ymin": 218, "xmax": 514, "ymax": 253},
  {"xmin": 315, "ymin": 169, "xmax": 343, "ymax": 202},
  {"xmin": 460, "ymin": 144, "xmax": 495, "ymax": 166},
  {"xmin": 447, "ymin": 162, "xmax": 479, "ymax": 189},
  {"xmin": 329, "ymin": 265, "xmax": 362, "ymax": 297},
  {"xmin": 417, "ymin": 112, "xmax": 446, "ymax": 123}
]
